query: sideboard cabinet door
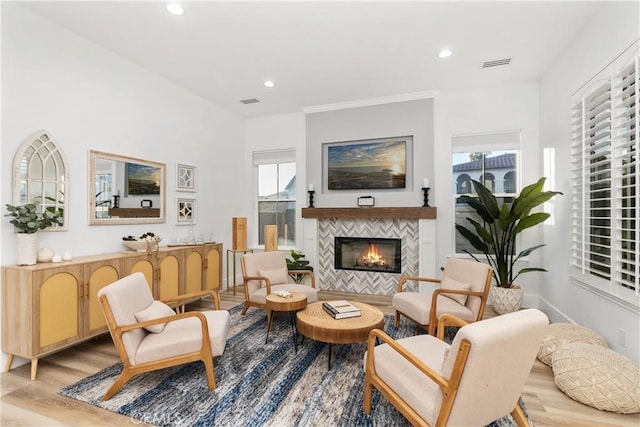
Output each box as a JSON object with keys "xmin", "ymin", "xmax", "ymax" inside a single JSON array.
[
  {"xmin": 34, "ymin": 268, "xmax": 83, "ymax": 354},
  {"xmin": 84, "ymin": 259, "xmax": 122, "ymax": 336},
  {"xmin": 204, "ymin": 243, "xmax": 222, "ymax": 291}
]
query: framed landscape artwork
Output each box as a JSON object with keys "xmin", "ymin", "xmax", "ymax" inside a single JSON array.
[
  {"xmin": 126, "ymin": 162, "xmax": 162, "ymax": 195},
  {"xmin": 324, "ymin": 137, "xmax": 408, "ymax": 190}
]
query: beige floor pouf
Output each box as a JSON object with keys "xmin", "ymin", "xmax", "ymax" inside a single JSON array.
[
  {"xmin": 537, "ymin": 323, "xmax": 608, "ymax": 367},
  {"xmin": 553, "ymin": 342, "xmax": 640, "ymax": 414}
]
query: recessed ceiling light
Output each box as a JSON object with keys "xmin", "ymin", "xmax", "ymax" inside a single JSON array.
[
  {"xmin": 166, "ymin": 3, "xmax": 184, "ymax": 16},
  {"xmin": 264, "ymin": 80, "xmax": 275, "ymax": 88},
  {"xmin": 438, "ymin": 49, "xmax": 453, "ymax": 59}
]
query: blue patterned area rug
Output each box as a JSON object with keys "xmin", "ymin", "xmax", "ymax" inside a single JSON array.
[{"xmin": 59, "ymin": 304, "xmax": 530, "ymax": 426}]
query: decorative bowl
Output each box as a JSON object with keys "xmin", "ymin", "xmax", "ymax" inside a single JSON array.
[{"xmin": 122, "ymin": 239, "xmax": 161, "ymax": 252}]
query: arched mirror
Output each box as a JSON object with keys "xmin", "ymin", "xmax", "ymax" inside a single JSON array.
[
  {"xmin": 89, "ymin": 150, "xmax": 166, "ymax": 225},
  {"xmin": 13, "ymin": 130, "xmax": 68, "ymax": 230}
]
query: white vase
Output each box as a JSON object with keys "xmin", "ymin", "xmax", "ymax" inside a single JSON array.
[
  {"xmin": 490, "ymin": 284, "xmax": 524, "ymax": 315},
  {"xmin": 16, "ymin": 233, "xmax": 38, "ymax": 266}
]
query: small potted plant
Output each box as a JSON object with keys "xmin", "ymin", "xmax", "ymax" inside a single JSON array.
[
  {"xmin": 5, "ymin": 201, "xmax": 63, "ymax": 265},
  {"xmin": 455, "ymin": 178, "xmax": 562, "ymax": 314},
  {"xmin": 286, "ymin": 249, "xmax": 313, "ymax": 283}
]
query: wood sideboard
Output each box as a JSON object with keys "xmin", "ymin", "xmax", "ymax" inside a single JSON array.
[{"xmin": 1, "ymin": 243, "xmax": 222, "ymax": 380}]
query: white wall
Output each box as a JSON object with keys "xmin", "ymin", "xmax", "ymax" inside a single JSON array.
[
  {"xmin": 433, "ymin": 83, "xmax": 542, "ymax": 304},
  {"xmin": 539, "ymin": 1, "xmax": 639, "ymax": 363},
  {"xmin": 1, "ymin": 4, "xmax": 245, "ymax": 368}
]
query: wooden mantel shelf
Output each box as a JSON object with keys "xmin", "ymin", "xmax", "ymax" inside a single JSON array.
[{"xmin": 301, "ymin": 207, "xmax": 436, "ymax": 219}]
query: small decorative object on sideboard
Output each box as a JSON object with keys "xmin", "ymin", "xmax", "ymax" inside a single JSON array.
[
  {"xmin": 37, "ymin": 247, "xmax": 55, "ymax": 263},
  {"xmin": 5, "ymin": 201, "xmax": 63, "ymax": 266},
  {"xmin": 122, "ymin": 232, "xmax": 162, "ymax": 253}
]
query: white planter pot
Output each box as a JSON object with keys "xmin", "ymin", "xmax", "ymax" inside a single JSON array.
[
  {"xmin": 16, "ymin": 233, "xmax": 38, "ymax": 266},
  {"xmin": 490, "ymin": 284, "xmax": 524, "ymax": 315}
]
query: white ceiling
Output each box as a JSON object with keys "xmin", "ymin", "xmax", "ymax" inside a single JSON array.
[{"xmin": 20, "ymin": 1, "xmax": 604, "ymax": 118}]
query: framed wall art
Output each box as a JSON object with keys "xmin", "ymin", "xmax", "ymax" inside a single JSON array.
[
  {"xmin": 176, "ymin": 163, "xmax": 196, "ymax": 192},
  {"xmin": 176, "ymin": 197, "xmax": 196, "ymax": 225},
  {"xmin": 126, "ymin": 162, "xmax": 162, "ymax": 195},
  {"xmin": 323, "ymin": 136, "xmax": 410, "ymax": 190}
]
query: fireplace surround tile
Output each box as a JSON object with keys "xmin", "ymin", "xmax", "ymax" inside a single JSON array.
[{"xmin": 317, "ymin": 218, "xmax": 419, "ymax": 296}]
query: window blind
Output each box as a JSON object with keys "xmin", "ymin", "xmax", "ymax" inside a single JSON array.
[
  {"xmin": 570, "ymin": 41, "xmax": 639, "ymax": 302},
  {"xmin": 252, "ymin": 149, "xmax": 296, "ymax": 166}
]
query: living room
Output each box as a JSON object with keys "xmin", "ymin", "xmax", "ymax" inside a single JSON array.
[{"xmin": 1, "ymin": 1, "xmax": 639, "ymax": 425}]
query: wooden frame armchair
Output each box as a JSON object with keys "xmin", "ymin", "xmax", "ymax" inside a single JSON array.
[
  {"xmin": 393, "ymin": 258, "xmax": 493, "ymax": 335},
  {"xmin": 240, "ymin": 251, "xmax": 317, "ymax": 316},
  {"xmin": 364, "ymin": 309, "xmax": 549, "ymax": 426},
  {"xmin": 97, "ymin": 272, "xmax": 230, "ymax": 400}
]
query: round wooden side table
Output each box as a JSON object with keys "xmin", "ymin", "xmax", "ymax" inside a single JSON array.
[{"xmin": 266, "ymin": 292, "xmax": 308, "ymax": 351}]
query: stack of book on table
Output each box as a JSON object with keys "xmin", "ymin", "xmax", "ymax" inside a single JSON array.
[{"xmin": 322, "ymin": 300, "xmax": 361, "ymax": 319}]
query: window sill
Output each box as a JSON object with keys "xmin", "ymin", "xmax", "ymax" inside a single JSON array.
[{"xmin": 570, "ymin": 276, "xmax": 640, "ymax": 314}]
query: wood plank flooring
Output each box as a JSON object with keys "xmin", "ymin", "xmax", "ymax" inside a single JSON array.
[{"xmin": 1, "ymin": 287, "xmax": 638, "ymax": 426}]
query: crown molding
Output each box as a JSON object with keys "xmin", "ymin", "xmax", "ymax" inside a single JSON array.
[{"xmin": 302, "ymin": 90, "xmax": 439, "ymax": 114}]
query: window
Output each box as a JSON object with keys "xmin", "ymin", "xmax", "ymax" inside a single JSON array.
[
  {"xmin": 253, "ymin": 150, "xmax": 296, "ymax": 247},
  {"xmin": 452, "ymin": 131, "xmax": 521, "ymax": 254},
  {"xmin": 570, "ymin": 42, "xmax": 638, "ymax": 304}
]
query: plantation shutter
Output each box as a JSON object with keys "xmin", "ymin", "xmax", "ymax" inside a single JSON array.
[
  {"xmin": 611, "ymin": 54, "xmax": 638, "ymax": 293},
  {"xmin": 570, "ymin": 41, "xmax": 639, "ymax": 301},
  {"xmin": 570, "ymin": 78, "xmax": 612, "ymax": 280}
]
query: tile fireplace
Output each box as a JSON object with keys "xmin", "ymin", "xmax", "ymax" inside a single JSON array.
[{"xmin": 301, "ymin": 207, "xmax": 437, "ymax": 296}]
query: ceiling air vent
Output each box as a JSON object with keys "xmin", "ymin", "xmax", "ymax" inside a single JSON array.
[
  {"xmin": 240, "ymin": 98, "xmax": 260, "ymax": 104},
  {"xmin": 482, "ymin": 58, "xmax": 512, "ymax": 69}
]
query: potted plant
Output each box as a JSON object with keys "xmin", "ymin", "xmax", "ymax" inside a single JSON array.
[
  {"xmin": 5, "ymin": 201, "xmax": 63, "ymax": 265},
  {"xmin": 455, "ymin": 177, "xmax": 562, "ymax": 314},
  {"xmin": 285, "ymin": 249, "xmax": 313, "ymax": 284}
]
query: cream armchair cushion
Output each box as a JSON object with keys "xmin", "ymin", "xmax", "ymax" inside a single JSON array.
[
  {"xmin": 97, "ymin": 272, "xmax": 230, "ymax": 400},
  {"xmin": 241, "ymin": 251, "xmax": 317, "ymax": 315},
  {"xmin": 134, "ymin": 301, "xmax": 176, "ymax": 333},
  {"xmin": 393, "ymin": 258, "xmax": 493, "ymax": 334},
  {"xmin": 364, "ymin": 309, "xmax": 549, "ymax": 426},
  {"xmin": 258, "ymin": 267, "xmax": 290, "ymax": 286}
]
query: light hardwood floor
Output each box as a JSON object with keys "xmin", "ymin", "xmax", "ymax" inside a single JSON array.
[{"xmin": 1, "ymin": 288, "xmax": 638, "ymax": 426}]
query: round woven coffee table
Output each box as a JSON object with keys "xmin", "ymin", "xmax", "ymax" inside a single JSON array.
[
  {"xmin": 266, "ymin": 292, "xmax": 308, "ymax": 351},
  {"xmin": 296, "ymin": 301, "xmax": 384, "ymax": 369}
]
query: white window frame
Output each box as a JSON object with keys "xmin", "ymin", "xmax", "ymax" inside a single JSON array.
[
  {"xmin": 452, "ymin": 130, "xmax": 522, "ymax": 256},
  {"xmin": 570, "ymin": 41, "xmax": 639, "ymax": 310},
  {"xmin": 253, "ymin": 149, "xmax": 297, "ymax": 248}
]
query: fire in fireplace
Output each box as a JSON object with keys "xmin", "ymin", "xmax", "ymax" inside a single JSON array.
[{"xmin": 334, "ymin": 237, "xmax": 401, "ymax": 273}]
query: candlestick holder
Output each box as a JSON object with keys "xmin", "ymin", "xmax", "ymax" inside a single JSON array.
[
  {"xmin": 422, "ymin": 187, "xmax": 430, "ymax": 207},
  {"xmin": 308, "ymin": 190, "xmax": 315, "ymax": 208}
]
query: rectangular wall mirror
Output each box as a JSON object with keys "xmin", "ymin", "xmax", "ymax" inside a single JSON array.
[{"xmin": 88, "ymin": 150, "xmax": 166, "ymax": 225}]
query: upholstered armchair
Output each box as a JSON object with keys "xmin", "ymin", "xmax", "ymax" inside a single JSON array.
[
  {"xmin": 393, "ymin": 258, "xmax": 493, "ymax": 335},
  {"xmin": 97, "ymin": 272, "xmax": 230, "ymax": 400},
  {"xmin": 240, "ymin": 251, "xmax": 318, "ymax": 315},
  {"xmin": 364, "ymin": 309, "xmax": 549, "ymax": 426}
]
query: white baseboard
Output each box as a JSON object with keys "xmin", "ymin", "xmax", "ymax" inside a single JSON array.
[{"xmin": 537, "ymin": 296, "xmax": 575, "ymax": 324}]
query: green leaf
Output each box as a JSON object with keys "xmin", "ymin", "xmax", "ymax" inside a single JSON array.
[
  {"xmin": 455, "ymin": 225, "xmax": 488, "ymax": 253},
  {"xmin": 517, "ymin": 267, "xmax": 548, "ymax": 274},
  {"xmin": 458, "ymin": 195, "xmax": 494, "ymax": 223},
  {"xmin": 471, "ymin": 180, "xmax": 500, "ymax": 219},
  {"xmin": 514, "ymin": 244, "xmax": 546, "ymax": 261},
  {"xmin": 514, "ymin": 212, "xmax": 550, "ymax": 234},
  {"xmin": 498, "ymin": 203, "xmax": 513, "ymax": 231},
  {"xmin": 466, "ymin": 218, "xmax": 492, "ymax": 244}
]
